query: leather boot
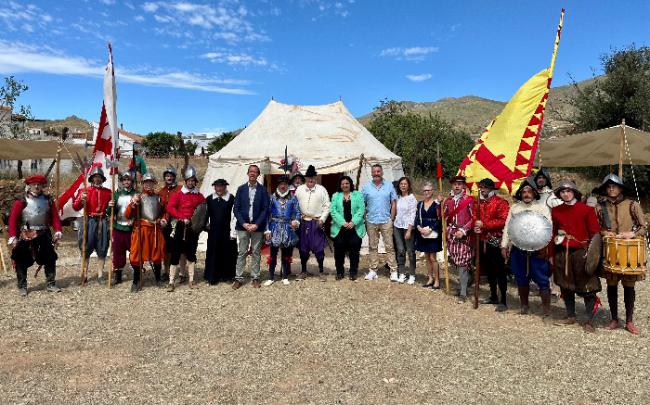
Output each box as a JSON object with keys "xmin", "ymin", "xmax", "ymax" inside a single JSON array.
[
  {"xmin": 113, "ymin": 269, "xmax": 123, "ymax": 285},
  {"xmin": 540, "ymin": 288, "xmax": 551, "ymax": 317},
  {"xmin": 518, "ymin": 285, "xmax": 530, "ymax": 315}
]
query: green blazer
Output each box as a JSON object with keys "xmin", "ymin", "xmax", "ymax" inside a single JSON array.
[{"xmin": 330, "ymin": 190, "xmax": 366, "ymax": 239}]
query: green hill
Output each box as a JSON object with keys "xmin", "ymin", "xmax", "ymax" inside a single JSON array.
[{"xmin": 359, "ymin": 77, "xmax": 599, "ymax": 137}]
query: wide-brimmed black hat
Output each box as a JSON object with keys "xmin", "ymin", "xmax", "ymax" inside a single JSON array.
[
  {"xmin": 277, "ymin": 175, "xmax": 290, "ymax": 184},
  {"xmin": 513, "ymin": 177, "xmax": 540, "ymax": 201},
  {"xmin": 305, "ymin": 165, "xmax": 318, "ymax": 177},
  {"xmin": 290, "ymin": 173, "xmax": 305, "ymax": 183},
  {"xmin": 212, "ymin": 179, "xmax": 229, "ymax": 187},
  {"xmin": 478, "ymin": 178, "xmax": 496, "ymax": 189}
]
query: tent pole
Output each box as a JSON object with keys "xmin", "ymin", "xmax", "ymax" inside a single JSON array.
[{"xmin": 618, "ymin": 119, "xmax": 625, "ymax": 178}]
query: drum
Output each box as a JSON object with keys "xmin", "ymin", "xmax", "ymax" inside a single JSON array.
[{"xmin": 602, "ymin": 237, "xmax": 647, "ymax": 275}]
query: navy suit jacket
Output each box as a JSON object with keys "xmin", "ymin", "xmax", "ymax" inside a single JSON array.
[{"xmin": 233, "ymin": 182, "xmax": 270, "ymax": 231}]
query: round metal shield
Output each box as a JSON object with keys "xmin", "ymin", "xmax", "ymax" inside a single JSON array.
[
  {"xmin": 507, "ymin": 210, "xmax": 552, "ymax": 252},
  {"xmin": 585, "ymin": 233, "xmax": 603, "ymax": 276},
  {"xmin": 191, "ymin": 202, "xmax": 208, "ymax": 234}
]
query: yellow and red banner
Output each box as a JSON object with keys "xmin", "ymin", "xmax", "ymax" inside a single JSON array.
[{"xmin": 458, "ymin": 9, "xmax": 564, "ymax": 194}]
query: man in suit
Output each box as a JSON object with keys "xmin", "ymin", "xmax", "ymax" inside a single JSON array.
[{"xmin": 232, "ymin": 164, "xmax": 270, "ymax": 289}]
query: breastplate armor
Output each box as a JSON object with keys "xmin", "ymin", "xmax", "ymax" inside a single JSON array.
[
  {"xmin": 21, "ymin": 195, "xmax": 50, "ymax": 230},
  {"xmin": 141, "ymin": 194, "xmax": 162, "ymax": 222},
  {"xmin": 116, "ymin": 194, "xmax": 134, "ymax": 226}
]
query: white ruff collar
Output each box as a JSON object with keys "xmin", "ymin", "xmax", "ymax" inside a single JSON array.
[{"xmin": 182, "ymin": 186, "xmax": 199, "ymax": 194}]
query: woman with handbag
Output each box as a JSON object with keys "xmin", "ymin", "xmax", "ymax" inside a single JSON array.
[
  {"xmin": 415, "ymin": 181, "xmax": 443, "ymax": 289},
  {"xmin": 393, "ymin": 177, "xmax": 418, "ymax": 284},
  {"xmin": 330, "ymin": 176, "xmax": 366, "ymax": 280}
]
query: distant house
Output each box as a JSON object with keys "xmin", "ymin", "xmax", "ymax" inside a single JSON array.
[
  {"xmin": 91, "ymin": 122, "xmax": 144, "ymax": 156},
  {"xmin": 184, "ymin": 133, "xmax": 217, "ymax": 156}
]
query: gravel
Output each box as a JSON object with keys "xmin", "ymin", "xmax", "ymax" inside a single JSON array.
[{"xmin": 1, "ymin": 239, "xmax": 649, "ymax": 404}]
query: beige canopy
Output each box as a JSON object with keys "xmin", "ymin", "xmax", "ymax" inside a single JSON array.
[
  {"xmin": 537, "ymin": 125, "xmax": 650, "ymax": 167},
  {"xmin": 200, "ymin": 100, "xmax": 404, "ymax": 195}
]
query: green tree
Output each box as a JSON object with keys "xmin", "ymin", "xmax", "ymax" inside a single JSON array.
[
  {"xmin": 207, "ymin": 130, "xmax": 238, "ymax": 153},
  {"xmin": 569, "ymin": 45, "xmax": 650, "ymax": 194},
  {"xmin": 367, "ymin": 99, "xmax": 473, "ymax": 178},
  {"xmin": 142, "ymin": 131, "xmax": 181, "ymax": 157},
  {"xmin": 0, "ymin": 76, "xmax": 33, "ymax": 139}
]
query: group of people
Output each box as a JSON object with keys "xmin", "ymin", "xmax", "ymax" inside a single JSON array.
[{"xmin": 6, "ymin": 161, "xmax": 646, "ymax": 334}]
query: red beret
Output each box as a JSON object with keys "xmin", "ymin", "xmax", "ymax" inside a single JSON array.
[{"xmin": 25, "ymin": 174, "xmax": 47, "ymax": 185}]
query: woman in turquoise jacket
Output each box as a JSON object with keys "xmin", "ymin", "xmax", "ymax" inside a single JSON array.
[{"xmin": 330, "ymin": 176, "xmax": 366, "ymax": 280}]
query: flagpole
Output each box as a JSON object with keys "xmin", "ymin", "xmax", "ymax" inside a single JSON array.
[
  {"xmin": 538, "ymin": 8, "xmax": 565, "ymax": 167},
  {"xmin": 548, "ymin": 9, "xmax": 565, "ymax": 79},
  {"xmin": 80, "ymin": 169, "xmax": 89, "ymax": 286},
  {"xmin": 107, "ymin": 42, "xmax": 117, "ymax": 289}
]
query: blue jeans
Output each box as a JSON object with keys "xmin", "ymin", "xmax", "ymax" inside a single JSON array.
[{"xmin": 510, "ymin": 246, "xmax": 551, "ymax": 290}]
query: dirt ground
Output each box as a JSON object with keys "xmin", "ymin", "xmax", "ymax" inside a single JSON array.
[{"xmin": 0, "ymin": 238, "xmax": 649, "ymax": 405}]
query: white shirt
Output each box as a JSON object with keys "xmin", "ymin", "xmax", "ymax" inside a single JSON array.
[
  {"xmin": 393, "ymin": 194, "xmax": 417, "ymax": 229},
  {"xmin": 294, "ymin": 183, "xmax": 330, "ymax": 221}
]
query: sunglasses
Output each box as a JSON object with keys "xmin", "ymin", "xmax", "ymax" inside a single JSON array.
[{"xmin": 422, "ymin": 189, "xmax": 433, "ymax": 192}]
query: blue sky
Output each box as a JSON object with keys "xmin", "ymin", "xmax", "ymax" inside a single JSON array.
[{"xmin": 1, "ymin": 0, "xmax": 649, "ymax": 136}]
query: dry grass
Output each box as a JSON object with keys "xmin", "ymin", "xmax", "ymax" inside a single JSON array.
[{"xmin": 0, "ymin": 238, "xmax": 648, "ymax": 404}]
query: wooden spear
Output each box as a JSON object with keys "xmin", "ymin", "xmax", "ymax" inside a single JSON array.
[{"xmin": 473, "ymin": 195, "xmax": 481, "ymax": 309}]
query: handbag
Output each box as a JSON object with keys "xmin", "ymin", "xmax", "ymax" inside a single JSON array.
[{"xmin": 418, "ymin": 202, "xmax": 438, "ymax": 239}]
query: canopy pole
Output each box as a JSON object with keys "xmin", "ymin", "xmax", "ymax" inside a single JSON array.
[{"xmin": 618, "ymin": 118, "xmax": 625, "ymax": 178}]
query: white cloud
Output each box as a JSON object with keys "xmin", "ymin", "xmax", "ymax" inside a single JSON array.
[
  {"xmin": 100, "ymin": 0, "xmax": 116, "ymax": 5},
  {"xmin": 380, "ymin": 46, "xmax": 439, "ymax": 61},
  {"xmin": 200, "ymin": 52, "xmax": 267, "ymax": 67},
  {"xmin": 134, "ymin": 15, "xmax": 145, "ymax": 22},
  {"xmin": 0, "ymin": 1, "xmax": 54, "ymax": 32},
  {"xmin": 406, "ymin": 73, "xmax": 432, "ymax": 82},
  {"xmin": 299, "ymin": 0, "xmax": 352, "ymax": 18},
  {"xmin": 0, "ymin": 41, "xmax": 254, "ymax": 95},
  {"xmin": 142, "ymin": 2, "xmax": 160, "ymax": 13},
  {"xmin": 142, "ymin": 1, "xmax": 269, "ymax": 43}
]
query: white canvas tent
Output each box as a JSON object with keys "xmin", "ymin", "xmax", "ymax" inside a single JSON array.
[{"xmin": 200, "ymin": 100, "xmax": 404, "ymax": 195}]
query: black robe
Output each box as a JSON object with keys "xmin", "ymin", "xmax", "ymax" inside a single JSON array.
[{"xmin": 204, "ymin": 193, "xmax": 237, "ymax": 283}]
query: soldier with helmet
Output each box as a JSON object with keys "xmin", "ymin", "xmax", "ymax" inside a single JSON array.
[
  {"xmin": 158, "ymin": 165, "xmax": 187, "ymax": 281},
  {"xmin": 8, "ymin": 174, "xmax": 63, "ymax": 296},
  {"xmin": 73, "ymin": 166, "xmax": 113, "ymax": 283},
  {"xmin": 550, "ymin": 180, "xmax": 601, "ymax": 332},
  {"xmin": 594, "ymin": 174, "xmax": 647, "ymax": 335},
  {"xmin": 501, "ymin": 177, "xmax": 553, "ymax": 318},
  {"xmin": 165, "ymin": 165, "xmax": 205, "ymax": 291},
  {"xmin": 107, "ymin": 171, "xmax": 136, "ymax": 285},
  {"xmin": 125, "ymin": 172, "xmax": 166, "ymax": 292}
]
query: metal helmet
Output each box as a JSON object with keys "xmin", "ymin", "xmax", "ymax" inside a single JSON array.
[
  {"xmin": 142, "ymin": 172, "xmax": 157, "ymax": 183},
  {"xmin": 163, "ymin": 165, "xmax": 177, "ymax": 178},
  {"xmin": 88, "ymin": 166, "xmax": 106, "ymax": 182},
  {"xmin": 597, "ymin": 173, "xmax": 627, "ymax": 195},
  {"xmin": 554, "ymin": 180, "xmax": 582, "ymax": 200},
  {"xmin": 120, "ymin": 171, "xmax": 134, "ymax": 181},
  {"xmin": 184, "ymin": 165, "xmax": 198, "ymax": 181}
]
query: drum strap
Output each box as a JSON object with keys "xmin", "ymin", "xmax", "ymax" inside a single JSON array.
[{"xmin": 599, "ymin": 201, "xmax": 612, "ymax": 231}]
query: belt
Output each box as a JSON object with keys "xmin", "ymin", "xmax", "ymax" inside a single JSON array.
[
  {"xmin": 22, "ymin": 225, "xmax": 47, "ymax": 231},
  {"xmin": 302, "ymin": 216, "xmax": 320, "ymax": 221}
]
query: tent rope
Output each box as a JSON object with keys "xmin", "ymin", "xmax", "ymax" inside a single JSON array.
[{"xmin": 623, "ymin": 131, "xmax": 649, "ymax": 254}]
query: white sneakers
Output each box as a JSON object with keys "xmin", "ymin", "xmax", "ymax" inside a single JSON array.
[
  {"xmin": 390, "ymin": 271, "xmax": 399, "ymax": 282},
  {"xmin": 263, "ymin": 280, "xmax": 274, "ymax": 287},
  {"xmin": 407, "ymin": 275, "xmax": 416, "ymax": 285},
  {"xmin": 365, "ymin": 270, "xmax": 378, "ymax": 280},
  {"xmin": 397, "ymin": 274, "xmax": 407, "ymax": 283},
  {"xmin": 282, "ymin": 278, "xmax": 290, "ymax": 286}
]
